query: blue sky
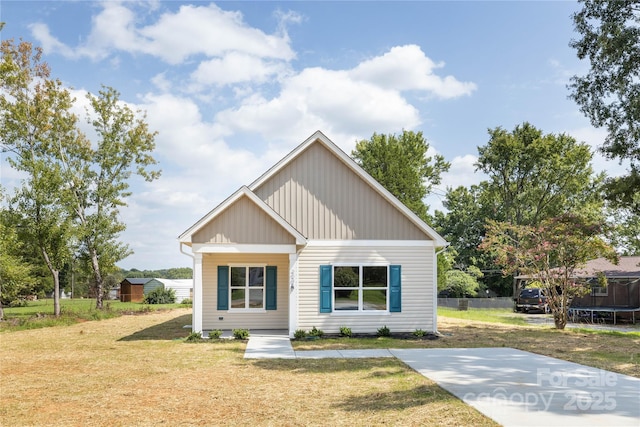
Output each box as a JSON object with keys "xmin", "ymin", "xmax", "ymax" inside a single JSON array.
[{"xmin": 0, "ymin": 1, "xmax": 625, "ymax": 270}]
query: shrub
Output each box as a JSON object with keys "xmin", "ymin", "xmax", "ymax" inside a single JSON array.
[
  {"xmin": 143, "ymin": 288, "xmax": 176, "ymax": 304},
  {"xmin": 309, "ymin": 326, "xmax": 324, "ymax": 337},
  {"xmin": 232, "ymin": 328, "xmax": 250, "ymax": 340},
  {"xmin": 339, "ymin": 326, "xmax": 352, "ymax": 337},
  {"xmin": 180, "ymin": 298, "xmax": 192, "ymax": 305},
  {"xmin": 294, "ymin": 329, "xmax": 307, "ymax": 340},
  {"xmin": 185, "ymin": 331, "xmax": 202, "ymax": 342},
  {"xmin": 413, "ymin": 329, "xmax": 426, "ymax": 337},
  {"xmin": 377, "ymin": 325, "xmax": 391, "ymax": 337},
  {"xmin": 208, "ymin": 329, "xmax": 223, "ymax": 339}
]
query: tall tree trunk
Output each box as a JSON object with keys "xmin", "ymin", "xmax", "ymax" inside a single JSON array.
[
  {"xmin": 40, "ymin": 248, "xmax": 61, "ymax": 317},
  {"xmin": 89, "ymin": 246, "xmax": 104, "ymax": 309}
]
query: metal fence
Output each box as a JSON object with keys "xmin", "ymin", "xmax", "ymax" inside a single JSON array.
[{"xmin": 438, "ymin": 297, "xmax": 514, "ymax": 309}]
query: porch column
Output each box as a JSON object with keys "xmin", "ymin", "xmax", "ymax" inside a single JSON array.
[
  {"xmin": 193, "ymin": 252, "xmax": 203, "ymax": 334},
  {"xmin": 288, "ymin": 252, "xmax": 299, "ymax": 338}
]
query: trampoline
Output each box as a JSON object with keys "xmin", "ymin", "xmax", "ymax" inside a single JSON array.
[{"xmin": 568, "ymin": 306, "xmax": 640, "ymax": 325}]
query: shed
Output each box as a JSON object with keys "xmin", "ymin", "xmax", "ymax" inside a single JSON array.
[
  {"xmin": 119, "ymin": 278, "xmax": 152, "ymax": 302},
  {"xmin": 156, "ymin": 279, "xmax": 193, "ymax": 302}
]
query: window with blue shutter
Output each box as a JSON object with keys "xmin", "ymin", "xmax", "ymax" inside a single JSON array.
[
  {"xmin": 389, "ymin": 265, "xmax": 401, "ymax": 312},
  {"xmin": 265, "ymin": 266, "xmax": 277, "ymax": 310},
  {"xmin": 319, "ymin": 265, "xmax": 332, "ymax": 313},
  {"xmin": 217, "ymin": 266, "xmax": 229, "ymax": 310}
]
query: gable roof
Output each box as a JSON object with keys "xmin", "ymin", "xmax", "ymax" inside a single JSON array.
[
  {"xmin": 178, "ymin": 185, "xmax": 307, "ymax": 245},
  {"xmin": 249, "ymin": 130, "xmax": 447, "ymax": 246}
]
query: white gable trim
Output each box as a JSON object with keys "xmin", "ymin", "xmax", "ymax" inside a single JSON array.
[
  {"xmin": 178, "ymin": 186, "xmax": 307, "ymax": 245},
  {"xmin": 249, "ymin": 130, "xmax": 447, "ymax": 247}
]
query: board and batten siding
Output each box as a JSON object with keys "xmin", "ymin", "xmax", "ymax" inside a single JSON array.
[
  {"xmin": 253, "ymin": 142, "xmax": 427, "ymax": 240},
  {"xmin": 201, "ymin": 253, "xmax": 289, "ymax": 330},
  {"xmin": 297, "ymin": 243, "xmax": 435, "ymax": 333},
  {"xmin": 192, "ymin": 195, "xmax": 295, "ymax": 245}
]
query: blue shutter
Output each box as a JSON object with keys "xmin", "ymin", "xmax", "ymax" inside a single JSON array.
[
  {"xmin": 217, "ymin": 266, "xmax": 229, "ymax": 310},
  {"xmin": 265, "ymin": 266, "xmax": 277, "ymax": 310},
  {"xmin": 319, "ymin": 265, "xmax": 332, "ymax": 313},
  {"xmin": 389, "ymin": 265, "xmax": 401, "ymax": 312}
]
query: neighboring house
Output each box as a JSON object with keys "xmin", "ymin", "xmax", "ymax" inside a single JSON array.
[
  {"xmin": 156, "ymin": 279, "xmax": 193, "ymax": 302},
  {"xmin": 570, "ymin": 256, "xmax": 640, "ymax": 309},
  {"xmin": 119, "ymin": 278, "xmax": 153, "ymax": 302},
  {"xmin": 179, "ymin": 131, "xmax": 447, "ymax": 337}
]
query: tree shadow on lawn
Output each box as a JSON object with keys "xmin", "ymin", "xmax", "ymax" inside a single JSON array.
[
  {"xmin": 251, "ymin": 358, "xmax": 456, "ymax": 411},
  {"xmin": 336, "ymin": 384, "xmax": 458, "ymax": 412},
  {"xmin": 118, "ymin": 314, "xmax": 192, "ymax": 341},
  {"xmin": 251, "ymin": 357, "xmax": 411, "ymax": 375}
]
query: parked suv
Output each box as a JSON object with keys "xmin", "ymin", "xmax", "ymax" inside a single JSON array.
[{"xmin": 514, "ymin": 288, "xmax": 548, "ymax": 313}]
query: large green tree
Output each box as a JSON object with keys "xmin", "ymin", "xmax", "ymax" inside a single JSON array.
[
  {"xmin": 569, "ymin": 0, "xmax": 640, "ymax": 212},
  {"xmin": 0, "ymin": 39, "xmax": 78, "ymax": 316},
  {"xmin": 1, "ymin": 36, "xmax": 160, "ymax": 311},
  {"xmin": 352, "ymin": 130, "xmax": 450, "ymax": 222},
  {"xmin": 62, "ymin": 86, "xmax": 160, "ymax": 309},
  {"xmin": 481, "ymin": 214, "xmax": 616, "ymax": 329},
  {"xmin": 476, "ymin": 122, "xmax": 604, "ymax": 226}
]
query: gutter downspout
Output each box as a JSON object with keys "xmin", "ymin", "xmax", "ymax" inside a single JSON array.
[{"xmin": 434, "ymin": 244, "xmax": 450, "ymax": 336}]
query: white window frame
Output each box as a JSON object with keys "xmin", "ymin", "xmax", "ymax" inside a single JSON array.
[
  {"xmin": 332, "ymin": 263, "xmax": 389, "ymax": 313},
  {"xmin": 228, "ymin": 264, "xmax": 266, "ymax": 312}
]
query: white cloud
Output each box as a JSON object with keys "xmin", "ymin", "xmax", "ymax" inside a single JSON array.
[
  {"xmin": 191, "ymin": 52, "xmax": 289, "ymax": 86},
  {"xmin": 30, "ymin": 2, "xmax": 295, "ymax": 65},
  {"xmin": 351, "ymin": 45, "xmax": 477, "ymax": 99}
]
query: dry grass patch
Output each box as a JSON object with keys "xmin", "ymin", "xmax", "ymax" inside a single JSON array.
[{"xmin": 1, "ymin": 309, "xmax": 495, "ymax": 426}]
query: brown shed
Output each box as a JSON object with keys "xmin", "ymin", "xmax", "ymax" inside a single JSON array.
[{"xmin": 119, "ymin": 278, "xmax": 151, "ymax": 302}]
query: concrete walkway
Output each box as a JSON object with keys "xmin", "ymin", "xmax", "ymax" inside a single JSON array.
[{"xmin": 243, "ymin": 334, "xmax": 640, "ymax": 426}]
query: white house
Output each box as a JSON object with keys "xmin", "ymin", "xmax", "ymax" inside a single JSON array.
[{"xmin": 179, "ymin": 131, "xmax": 447, "ymax": 337}]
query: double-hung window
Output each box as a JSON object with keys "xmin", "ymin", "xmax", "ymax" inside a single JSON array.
[
  {"xmin": 333, "ymin": 265, "xmax": 389, "ymax": 311},
  {"xmin": 230, "ymin": 266, "xmax": 265, "ymax": 309},
  {"xmin": 320, "ymin": 264, "xmax": 401, "ymax": 313}
]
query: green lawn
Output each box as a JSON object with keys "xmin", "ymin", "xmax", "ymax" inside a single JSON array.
[
  {"xmin": 437, "ymin": 306, "xmax": 530, "ymax": 325},
  {"xmin": 1, "ymin": 298, "xmax": 190, "ymax": 331}
]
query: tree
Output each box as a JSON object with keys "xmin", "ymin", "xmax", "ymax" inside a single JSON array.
[
  {"xmin": 476, "ymin": 122, "xmax": 604, "ymax": 227},
  {"xmin": 443, "ymin": 267, "xmax": 483, "ymax": 298},
  {"xmin": 481, "ymin": 214, "xmax": 617, "ymax": 329},
  {"xmin": 569, "ymin": 1, "xmax": 640, "ymax": 212},
  {"xmin": 435, "ymin": 184, "xmax": 491, "ymax": 269},
  {"xmin": 606, "ymin": 198, "xmax": 640, "ymax": 256},
  {"xmin": 0, "ymin": 38, "xmax": 78, "ymax": 316},
  {"xmin": 62, "ymin": 86, "xmax": 160, "ymax": 309},
  {"xmin": 352, "ymin": 130, "xmax": 450, "ymax": 222},
  {"xmin": 0, "ymin": 202, "xmax": 34, "ymax": 318}
]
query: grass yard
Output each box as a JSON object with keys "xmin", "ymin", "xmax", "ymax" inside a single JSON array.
[
  {"xmin": 0, "ymin": 308, "xmax": 495, "ymax": 427},
  {"xmin": 436, "ymin": 306, "xmax": 530, "ymax": 325},
  {"xmin": 0, "ymin": 298, "xmax": 189, "ymax": 331},
  {"xmin": 2, "ymin": 308, "xmax": 639, "ymax": 426}
]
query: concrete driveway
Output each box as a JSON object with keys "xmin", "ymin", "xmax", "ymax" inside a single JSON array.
[
  {"xmin": 244, "ymin": 334, "xmax": 640, "ymax": 426},
  {"xmin": 391, "ymin": 348, "xmax": 640, "ymax": 427}
]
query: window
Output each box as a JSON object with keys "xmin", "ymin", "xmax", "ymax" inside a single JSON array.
[
  {"xmin": 217, "ymin": 265, "xmax": 277, "ymax": 311},
  {"xmin": 333, "ymin": 265, "xmax": 388, "ymax": 311},
  {"xmin": 592, "ymin": 286, "xmax": 608, "ymax": 296},
  {"xmin": 230, "ymin": 266, "xmax": 265, "ymax": 309}
]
